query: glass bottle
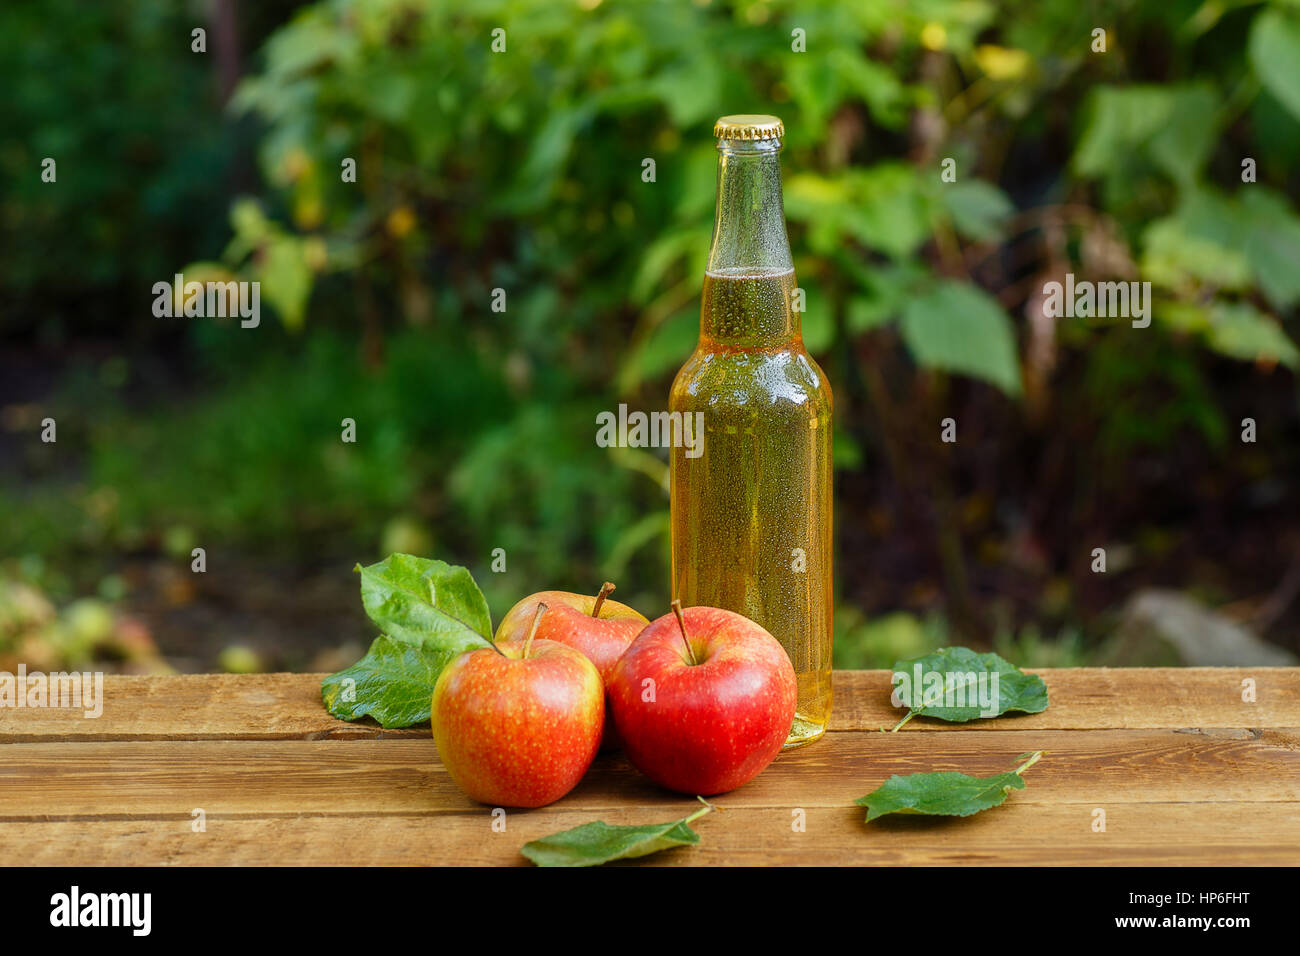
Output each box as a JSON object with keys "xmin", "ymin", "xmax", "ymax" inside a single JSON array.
[{"xmin": 669, "ymin": 114, "xmax": 834, "ymax": 747}]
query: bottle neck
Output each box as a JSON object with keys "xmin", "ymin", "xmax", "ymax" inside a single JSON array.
[
  {"xmin": 707, "ymin": 139, "xmax": 794, "ymax": 275},
  {"xmin": 703, "ymin": 138, "xmax": 798, "ymax": 347}
]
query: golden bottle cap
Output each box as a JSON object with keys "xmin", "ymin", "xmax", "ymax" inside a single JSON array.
[{"xmin": 713, "ymin": 114, "xmax": 784, "ymax": 141}]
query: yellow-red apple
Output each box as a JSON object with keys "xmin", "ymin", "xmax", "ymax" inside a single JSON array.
[
  {"xmin": 432, "ymin": 605, "xmax": 603, "ymax": 808},
  {"xmin": 495, "ymin": 582, "xmax": 648, "ymax": 748}
]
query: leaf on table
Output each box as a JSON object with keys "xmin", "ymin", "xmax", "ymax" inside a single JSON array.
[
  {"xmin": 321, "ymin": 634, "xmax": 448, "ymax": 728},
  {"xmin": 890, "ymin": 646, "xmax": 1049, "ymax": 727},
  {"xmin": 521, "ymin": 801, "xmax": 714, "ymax": 867},
  {"xmin": 321, "ymin": 555, "xmax": 495, "ymax": 727},
  {"xmin": 856, "ymin": 751, "xmax": 1044, "ymax": 821}
]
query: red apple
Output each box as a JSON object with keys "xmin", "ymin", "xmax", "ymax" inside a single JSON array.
[
  {"xmin": 608, "ymin": 602, "xmax": 796, "ymax": 796},
  {"xmin": 495, "ymin": 582, "xmax": 648, "ymax": 749},
  {"xmin": 432, "ymin": 605, "xmax": 603, "ymax": 808}
]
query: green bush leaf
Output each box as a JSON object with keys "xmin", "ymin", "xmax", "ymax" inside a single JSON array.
[
  {"xmin": 899, "ymin": 282, "xmax": 1021, "ymax": 394},
  {"xmin": 1142, "ymin": 186, "xmax": 1300, "ymax": 309},
  {"xmin": 844, "ymin": 261, "xmax": 931, "ymax": 334},
  {"xmin": 1141, "ymin": 217, "xmax": 1253, "ymax": 294},
  {"xmin": 786, "ymin": 165, "xmax": 933, "ymax": 259},
  {"xmin": 1250, "ymin": 9, "xmax": 1300, "ymax": 123},
  {"xmin": 617, "ymin": 308, "xmax": 697, "ymax": 393},
  {"xmin": 521, "ymin": 801, "xmax": 714, "ymax": 867},
  {"xmin": 799, "ymin": 283, "xmax": 834, "ymax": 353},
  {"xmin": 321, "ymin": 634, "xmax": 446, "ymax": 728},
  {"xmin": 1074, "ymin": 84, "xmax": 1219, "ymax": 187},
  {"xmin": 830, "ymin": 47, "xmax": 910, "ymax": 128},
  {"xmin": 940, "ymin": 180, "xmax": 1015, "ymax": 241},
  {"xmin": 356, "ymin": 553, "xmax": 493, "ymax": 649},
  {"xmin": 1240, "ymin": 188, "xmax": 1300, "ymax": 309},
  {"xmin": 890, "ymin": 646, "xmax": 1049, "ymax": 725},
  {"xmin": 257, "ymin": 236, "xmax": 312, "ymax": 332},
  {"xmin": 856, "ymin": 751, "xmax": 1043, "ymax": 821},
  {"xmin": 1206, "ymin": 302, "xmax": 1300, "ymax": 369}
]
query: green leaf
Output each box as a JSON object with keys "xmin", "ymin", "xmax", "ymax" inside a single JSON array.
[
  {"xmin": 799, "ymin": 283, "xmax": 834, "ymax": 353},
  {"xmin": 1141, "ymin": 217, "xmax": 1253, "ymax": 293},
  {"xmin": 843, "ymin": 261, "xmax": 930, "ymax": 334},
  {"xmin": 1250, "ymin": 9, "xmax": 1300, "ymax": 123},
  {"xmin": 1206, "ymin": 302, "xmax": 1300, "ymax": 369},
  {"xmin": 830, "ymin": 47, "xmax": 910, "ymax": 128},
  {"xmin": 494, "ymin": 105, "xmax": 594, "ymax": 214},
  {"xmin": 616, "ymin": 307, "xmax": 697, "ymax": 393},
  {"xmin": 1240, "ymin": 188, "xmax": 1300, "ymax": 309},
  {"xmin": 1074, "ymin": 84, "xmax": 1220, "ymax": 187},
  {"xmin": 899, "ymin": 281, "xmax": 1022, "ymax": 394},
  {"xmin": 840, "ymin": 165, "xmax": 935, "ymax": 259},
  {"xmin": 650, "ymin": 59, "xmax": 722, "ymax": 127},
  {"xmin": 320, "ymin": 634, "xmax": 445, "ymax": 728},
  {"xmin": 890, "ymin": 646, "xmax": 1049, "ymax": 726},
  {"xmin": 257, "ymin": 236, "xmax": 312, "ymax": 331},
  {"xmin": 356, "ymin": 553, "xmax": 493, "ymax": 649},
  {"xmin": 521, "ymin": 801, "xmax": 714, "ymax": 867},
  {"xmin": 322, "ymin": 555, "xmax": 496, "ymax": 727},
  {"xmin": 630, "ymin": 229, "xmax": 699, "ymax": 304},
  {"xmin": 856, "ymin": 751, "xmax": 1043, "ymax": 821},
  {"xmin": 786, "ymin": 165, "xmax": 934, "ymax": 260},
  {"xmin": 940, "ymin": 180, "xmax": 1015, "ymax": 241},
  {"xmin": 846, "ymin": 295, "xmax": 895, "ymax": 333},
  {"xmin": 1143, "ymin": 186, "xmax": 1300, "ymax": 309}
]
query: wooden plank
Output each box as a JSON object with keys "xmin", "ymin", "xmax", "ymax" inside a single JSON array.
[
  {"xmin": 3, "ymin": 729, "xmax": 1298, "ymax": 820},
  {"xmin": 4, "ymin": 669, "xmax": 1297, "ymax": 865},
  {"xmin": 836, "ymin": 667, "xmax": 1300, "ymax": 733},
  {"xmin": 9, "ymin": 802, "xmax": 1300, "ymax": 866},
  {"xmin": 0, "ymin": 674, "xmax": 423, "ymax": 743},
  {"xmin": 1, "ymin": 668, "xmax": 1296, "ymax": 742}
]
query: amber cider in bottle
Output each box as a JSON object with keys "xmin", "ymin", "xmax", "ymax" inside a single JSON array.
[{"xmin": 669, "ymin": 115, "xmax": 833, "ymax": 747}]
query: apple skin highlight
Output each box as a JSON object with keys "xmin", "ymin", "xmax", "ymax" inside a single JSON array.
[
  {"xmin": 608, "ymin": 605, "xmax": 797, "ymax": 796},
  {"xmin": 432, "ymin": 639, "xmax": 604, "ymax": 808}
]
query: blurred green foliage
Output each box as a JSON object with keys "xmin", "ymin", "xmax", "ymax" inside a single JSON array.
[
  {"xmin": 213, "ymin": 0, "xmax": 1300, "ymax": 379},
  {"xmin": 0, "ymin": 1, "xmax": 254, "ymax": 335},
  {"xmin": 5, "ymin": 0, "xmax": 1300, "ymax": 659}
]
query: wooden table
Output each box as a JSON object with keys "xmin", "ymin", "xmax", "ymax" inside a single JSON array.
[{"xmin": 3, "ymin": 668, "xmax": 1298, "ymax": 865}]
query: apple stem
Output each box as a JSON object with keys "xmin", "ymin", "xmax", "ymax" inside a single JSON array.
[
  {"xmin": 591, "ymin": 581, "xmax": 616, "ymax": 618},
  {"xmin": 670, "ymin": 599, "xmax": 698, "ymax": 666},
  {"xmin": 522, "ymin": 603, "xmax": 547, "ymax": 659}
]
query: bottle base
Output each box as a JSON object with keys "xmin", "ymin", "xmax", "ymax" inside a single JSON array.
[{"xmin": 783, "ymin": 712, "xmax": 828, "ymax": 749}]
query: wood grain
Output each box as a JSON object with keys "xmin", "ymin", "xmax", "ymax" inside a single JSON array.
[
  {"xmin": 9, "ymin": 803, "xmax": 1300, "ymax": 866},
  {"xmin": 2, "ymin": 669, "xmax": 1298, "ymax": 865},
  {"xmin": 1, "ymin": 668, "xmax": 1295, "ymax": 742},
  {"xmin": 4, "ymin": 729, "xmax": 1298, "ymax": 817}
]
